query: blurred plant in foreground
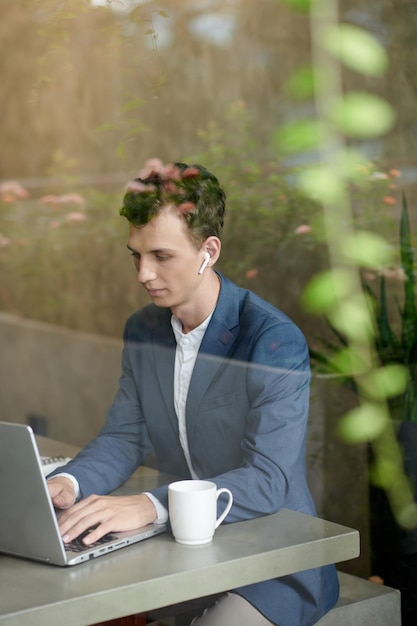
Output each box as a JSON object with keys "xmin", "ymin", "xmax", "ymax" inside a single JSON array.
[
  {"xmin": 310, "ymin": 194, "xmax": 417, "ymax": 424},
  {"xmin": 276, "ymin": 0, "xmax": 417, "ymax": 530}
]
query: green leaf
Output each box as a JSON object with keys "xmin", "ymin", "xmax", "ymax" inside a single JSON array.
[
  {"xmin": 328, "ymin": 346, "xmax": 368, "ymax": 376},
  {"xmin": 122, "ymin": 98, "xmax": 145, "ymax": 113},
  {"xmin": 116, "ymin": 141, "xmax": 127, "ymax": 162},
  {"xmin": 400, "ymin": 194, "xmax": 417, "ymax": 351},
  {"xmin": 342, "ymin": 148, "xmax": 369, "ymax": 182},
  {"xmin": 397, "ymin": 503, "xmax": 417, "ymax": 530},
  {"xmin": 366, "ymin": 278, "xmax": 399, "ymax": 352},
  {"xmin": 273, "ymin": 120, "xmax": 321, "ymax": 153},
  {"xmin": 361, "ymin": 365, "xmax": 409, "ymax": 400},
  {"xmin": 331, "ymin": 92, "xmax": 396, "ymax": 138},
  {"xmin": 283, "ymin": 65, "xmax": 315, "ymax": 100},
  {"xmin": 338, "ymin": 403, "xmax": 388, "ymax": 443},
  {"xmin": 342, "ymin": 230, "xmax": 393, "ymax": 268},
  {"xmin": 95, "ymin": 123, "xmax": 119, "ymax": 133},
  {"xmin": 298, "ymin": 165, "xmax": 344, "ymax": 203},
  {"xmin": 302, "ymin": 269, "xmax": 356, "ymax": 314},
  {"xmin": 328, "ymin": 295, "xmax": 375, "ymax": 340},
  {"xmin": 323, "ymin": 24, "xmax": 389, "ymax": 77},
  {"xmin": 277, "ymin": 0, "xmax": 311, "ymax": 11},
  {"xmin": 125, "ymin": 123, "xmax": 148, "ymax": 136}
]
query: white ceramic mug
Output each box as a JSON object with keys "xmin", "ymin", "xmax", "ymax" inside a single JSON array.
[{"xmin": 168, "ymin": 480, "xmax": 233, "ymax": 545}]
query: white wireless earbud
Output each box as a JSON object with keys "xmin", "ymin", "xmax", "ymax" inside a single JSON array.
[{"xmin": 198, "ymin": 252, "xmax": 211, "ymax": 274}]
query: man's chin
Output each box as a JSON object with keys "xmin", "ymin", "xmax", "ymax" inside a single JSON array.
[
  {"xmin": 152, "ymin": 301, "xmax": 170, "ymax": 308},
  {"xmin": 148, "ymin": 293, "xmax": 171, "ymax": 308}
]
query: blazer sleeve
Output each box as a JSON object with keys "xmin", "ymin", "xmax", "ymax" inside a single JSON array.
[{"xmin": 52, "ymin": 331, "xmax": 154, "ymax": 498}]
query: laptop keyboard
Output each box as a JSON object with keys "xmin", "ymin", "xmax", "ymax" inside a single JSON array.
[{"xmin": 66, "ymin": 527, "xmax": 117, "ymax": 553}]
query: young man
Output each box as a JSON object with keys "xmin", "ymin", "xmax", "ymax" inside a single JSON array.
[{"xmin": 48, "ymin": 159, "xmax": 339, "ymax": 626}]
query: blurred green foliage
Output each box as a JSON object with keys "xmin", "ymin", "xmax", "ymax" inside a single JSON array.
[
  {"xmin": 310, "ymin": 195, "xmax": 417, "ymax": 423},
  {"xmin": 277, "ymin": 0, "xmax": 417, "ymax": 529}
]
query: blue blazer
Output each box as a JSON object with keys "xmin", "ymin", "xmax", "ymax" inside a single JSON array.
[{"xmin": 63, "ymin": 274, "xmax": 339, "ymax": 626}]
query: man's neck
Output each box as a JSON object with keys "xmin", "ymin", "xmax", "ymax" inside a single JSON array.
[{"xmin": 172, "ymin": 272, "xmax": 220, "ymax": 334}]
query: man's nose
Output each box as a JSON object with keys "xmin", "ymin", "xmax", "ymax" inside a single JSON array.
[{"xmin": 136, "ymin": 260, "xmax": 157, "ymax": 283}]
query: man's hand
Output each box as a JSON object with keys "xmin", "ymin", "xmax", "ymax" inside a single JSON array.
[
  {"xmin": 56, "ymin": 493, "xmax": 157, "ymax": 545},
  {"xmin": 48, "ymin": 476, "xmax": 77, "ymax": 509}
]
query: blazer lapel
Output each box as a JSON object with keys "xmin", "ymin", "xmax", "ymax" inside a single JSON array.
[
  {"xmin": 152, "ymin": 319, "xmax": 179, "ymax": 436},
  {"xmin": 186, "ymin": 275, "xmax": 240, "ymax": 439},
  {"xmin": 150, "ymin": 275, "xmax": 241, "ymax": 443}
]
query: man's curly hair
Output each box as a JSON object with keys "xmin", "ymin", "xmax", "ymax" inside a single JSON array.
[{"xmin": 120, "ymin": 160, "xmax": 226, "ymax": 244}]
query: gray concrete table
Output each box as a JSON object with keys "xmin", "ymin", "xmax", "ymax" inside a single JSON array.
[{"xmin": 0, "ymin": 437, "xmax": 360, "ymax": 626}]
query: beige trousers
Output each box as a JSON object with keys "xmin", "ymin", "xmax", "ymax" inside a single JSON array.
[{"xmin": 190, "ymin": 593, "xmax": 275, "ymax": 626}]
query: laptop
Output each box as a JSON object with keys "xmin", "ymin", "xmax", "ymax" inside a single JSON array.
[{"xmin": 0, "ymin": 421, "xmax": 167, "ymax": 566}]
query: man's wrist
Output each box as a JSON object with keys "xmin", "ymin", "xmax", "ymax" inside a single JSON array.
[
  {"xmin": 143, "ymin": 491, "xmax": 169, "ymax": 524},
  {"xmin": 49, "ymin": 472, "xmax": 80, "ymax": 499}
]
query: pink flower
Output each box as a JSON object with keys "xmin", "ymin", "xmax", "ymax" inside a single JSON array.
[
  {"xmin": 178, "ymin": 202, "xmax": 197, "ymax": 215},
  {"xmin": 161, "ymin": 164, "xmax": 182, "ymax": 181},
  {"xmin": 126, "ymin": 180, "xmax": 154, "ymax": 193},
  {"xmin": 0, "ymin": 180, "xmax": 29, "ymax": 200},
  {"xmin": 1, "ymin": 193, "xmax": 16, "ymax": 203},
  {"xmin": 66, "ymin": 211, "xmax": 86, "ymax": 223},
  {"xmin": 162, "ymin": 181, "xmax": 182, "ymax": 194},
  {"xmin": 370, "ymin": 172, "xmax": 389, "ymax": 180},
  {"xmin": 295, "ymin": 224, "xmax": 312, "ymax": 235},
  {"xmin": 389, "ymin": 169, "xmax": 401, "ymax": 178},
  {"xmin": 0, "ymin": 233, "xmax": 11, "ymax": 247},
  {"xmin": 245, "ymin": 269, "xmax": 258, "ymax": 279},
  {"xmin": 382, "ymin": 196, "xmax": 396, "ymax": 205},
  {"xmin": 136, "ymin": 159, "xmax": 184, "ymax": 182},
  {"xmin": 60, "ymin": 194, "xmax": 85, "ymax": 205},
  {"xmin": 48, "ymin": 220, "xmax": 61, "ymax": 230},
  {"xmin": 40, "ymin": 193, "xmax": 85, "ymax": 206},
  {"xmin": 40, "ymin": 195, "xmax": 60, "ymax": 206},
  {"xmin": 182, "ymin": 167, "xmax": 201, "ymax": 179},
  {"xmin": 138, "ymin": 158, "xmax": 165, "ymax": 179},
  {"xmin": 381, "ymin": 267, "xmax": 406, "ymax": 282}
]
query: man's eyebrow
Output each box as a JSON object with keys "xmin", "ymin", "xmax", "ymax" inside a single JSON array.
[{"xmin": 126, "ymin": 244, "xmax": 175, "ymax": 254}]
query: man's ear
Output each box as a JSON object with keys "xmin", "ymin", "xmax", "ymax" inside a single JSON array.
[{"xmin": 203, "ymin": 236, "xmax": 221, "ymax": 265}]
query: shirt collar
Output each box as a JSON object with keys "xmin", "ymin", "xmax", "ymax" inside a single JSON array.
[{"xmin": 171, "ymin": 311, "xmax": 213, "ymax": 345}]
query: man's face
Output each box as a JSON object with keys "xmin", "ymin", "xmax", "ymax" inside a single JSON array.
[{"xmin": 127, "ymin": 207, "xmax": 206, "ymax": 312}]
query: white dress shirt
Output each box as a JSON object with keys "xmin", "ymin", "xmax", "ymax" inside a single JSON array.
[
  {"xmin": 171, "ymin": 312, "xmax": 212, "ymax": 478},
  {"xmin": 146, "ymin": 312, "xmax": 212, "ymax": 522}
]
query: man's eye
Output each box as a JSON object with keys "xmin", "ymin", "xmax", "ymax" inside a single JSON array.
[
  {"xmin": 156, "ymin": 255, "xmax": 169, "ymax": 261},
  {"xmin": 130, "ymin": 252, "xmax": 140, "ymax": 266}
]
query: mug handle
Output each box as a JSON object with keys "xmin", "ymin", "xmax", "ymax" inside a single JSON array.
[{"xmin": 214, "ymin": 488, "xmax": 233, "ymax": 529}]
